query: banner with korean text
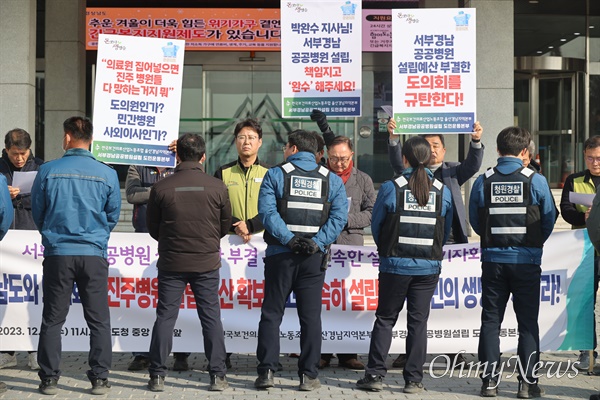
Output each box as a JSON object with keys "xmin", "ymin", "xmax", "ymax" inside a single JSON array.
[
  {"xmin": 281, "ymin": 0, "xmax": 362, "ymax": 117},
  {"xmin": 92, "ymin": 34, "xmax": 184, "ymax": 168},
  {"xmin": 362, "ymin": 9, "xmax": 392, "ymax": 52},
  {"xmin": 86, "ymin": 8, "xmax": 281, "ymax": 51},
  {"xmin": 0, "ymin": 230, "xmax": 592, "ymax": 353},
  {"xmin": 392, "ymin": 8, "xmax": 476, "ymax": 135}
]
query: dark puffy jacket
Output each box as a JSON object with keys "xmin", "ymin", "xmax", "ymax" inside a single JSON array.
[
  {"xmin": 146, "ymin": 161, "xmax": 232, "ymax": 273},
  {"xmin": 0, "ymin": 150, "xmax": 44, "ymax": 230},
  {"xmin": 125, "ymin": 165, "xmax": 174, "ymax": 232}
]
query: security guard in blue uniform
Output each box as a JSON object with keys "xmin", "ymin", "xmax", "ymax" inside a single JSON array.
[
  {"xmin": 469, "ymin": 126, "xmax": 556, "ymax": 399},
  {"xmin": 254, "ymin": 130, "xmax": 347, "ymax": 391},
  {"xmin": 356, "ymin": 136, "xmax": 452, "ymax": 395}
]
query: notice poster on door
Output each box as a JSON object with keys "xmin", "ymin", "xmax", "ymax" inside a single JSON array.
[
  {"xmin": 92, "ymin": 34, "xmax": 184, "ymax": 167},
  {"xmin": 391, "ymin": 9, "xmax": 476, "ymax": 135},
  {"xmin": 280, "ymin": 0, "xmax": 362, "ymax": 117}
]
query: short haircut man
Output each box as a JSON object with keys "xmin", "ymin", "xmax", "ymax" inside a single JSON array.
[
  {"xmin": 145, "ymin": 133, "xmax": 233, "ymax": 392},
  {"xmin": 31, "ymin": 116, "xmax": 121, "ymax": 396},
  {"xmin": 254, "ymin": 129, "xmax": 347, "ymax": 391},
  {"xmin": 214, "ymin": 118, "xmax": 269, "ymax": 245},
  {"xmin": 234, "ymin": 118, "xmax": 263, "ymax": 139},
  {"xmin": 560, "ymin": 134, "xmax": 600, "ymax": 368},
  {"xmin": 0, "ymin": 128, "xmax": 44, "ymax": 230},
  {"xmin": 469, "ymin": 126, "xmax": 556, "ymax": 398}
]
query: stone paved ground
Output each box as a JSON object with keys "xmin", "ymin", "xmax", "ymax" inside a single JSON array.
[{"xmin": 0, "ymin": 350, "xmax": 597, "ymax": 399}]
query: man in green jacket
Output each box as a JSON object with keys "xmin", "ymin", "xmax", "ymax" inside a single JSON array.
[
  {"xmin": 561, "ymin": 135, "xmax": 600, "ymax": 370},
  {"xmin": 214, "ymin": 118, "xmax": 270, "ymax": 243},
  {"xmin": 214, "ymin": 118, "xmax": 270, "ymax": 367}
]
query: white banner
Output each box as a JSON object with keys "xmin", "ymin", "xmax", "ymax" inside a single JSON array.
[
  {"xmin": 0, "ymin": 230, "xmax": 593, "ymax": 353},
  {"xmin": 280, "ymin": 0, "xmax": 362, "ymax": 117},
  {"xmin": 91, "ymin": 34, "xmax": 185, "ymax": 168},
  {"xmin": 391, "ymin": 8, "xmax": 476, "ymax": 135}
]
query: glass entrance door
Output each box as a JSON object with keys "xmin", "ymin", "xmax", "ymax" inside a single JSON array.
[{"xmin": 537, "ymin": 74, "xmax": 575, "ymax": 188}]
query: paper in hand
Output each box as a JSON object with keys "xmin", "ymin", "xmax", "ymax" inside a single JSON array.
[
  {"xmin": 12, "ymin": 171, "xmax": 37, "ymax": 195},
  {"xmin": 569, "ymin": 191, "xmax": 595, "ymax": 207},
  {"xmin": 381, "ymin": 105, "xmax": 393, "ymax": 118}
]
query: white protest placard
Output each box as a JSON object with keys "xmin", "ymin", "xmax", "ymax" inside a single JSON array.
[
  {"xmin": 392, "ymin": 9, "xmax": 476, "ymax": 135},
  {"xmin": 92, "ymin": 34, "xmax": 185, "ymax": 167},
  {"xmin": 281, "ymin": 1, "xmax": 362, "ymax": 117}
]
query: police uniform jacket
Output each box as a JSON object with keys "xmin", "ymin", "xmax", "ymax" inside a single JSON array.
[
  {"xmin": 31, "ymin": 148, "xmax": 121, "ymax": 257},
  {"xmin": 258, "ymin": 151, "xmax": 347, "ymax": 257},
  {"xmin": 469, "ymin": 157, "xmax": 556, "ymax": 265},
  {"xmin": 0, "ymin": 149, "xmax": 44, "ymax": 230},
  {"xmin": 371, "ymin": 168, "xmax": 453, "ymax": 276},
  {"xmin": 388, "ymin": 139, "xmax": 483, "ymax": 243},
  {"xmin": 0, "ymin": 175, "xmax": 13, "ymax": 240},
  {"xmin": 147, "ymin": 161, "xmax": 232, "ymax": 273}
]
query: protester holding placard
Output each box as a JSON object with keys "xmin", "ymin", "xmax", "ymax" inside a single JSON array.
[
  {"xmin": 560, "ymin": 135, "xmax": 600, "ymax": 370},
  {"xmin": 0, "ymin": 128, "xmax": 44, "ymax": 371},
  {"xmin": 357, "ymin": 136, "xmax": 452, "ymax": 395},
  {"xmin": 254, "ymin": 130, "xmax": 347, "ymax": 391},
  {"xmin": 31, "ymin": 116, "xmax": 121, "ymax": 396},
  {"xmin": 469, "ymin": 127, "xmax": 556, "ymax": 398}
]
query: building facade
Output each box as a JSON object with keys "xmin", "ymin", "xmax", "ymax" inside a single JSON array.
[{"xmin": 0, "ymin": 0, "xmax": 598, "ymax": 189}]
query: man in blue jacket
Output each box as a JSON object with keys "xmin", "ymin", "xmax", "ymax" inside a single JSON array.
[
  {"xmin": 31, "ymin": 116, "xmax": 121, "ymax": 396},
  {"xmin": 0, "ymin": 175, "xmax": 13, "ymax": 241},
  {"xmin": 469, "ymin": 126, "xmax": 556, "ymax": 399},
  {"xmin": 0, "ymin": 174, "xmax": 13, "ymax": 394},
  {"xmin": 254, "ymin": 130, "xmax": 347, "ymax": 391}
]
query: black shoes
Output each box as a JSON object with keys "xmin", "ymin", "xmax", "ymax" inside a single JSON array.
[
  {"xmin": 517, "ymin": 381, "xmax": 545, "ymax": 399},
  {"xmin": 127, "ymin": 355, "xmax": 150, "ymax": 371},
  {"xmin": 403, "ymin": 381, "xmax": 424, "ymax": 394},
  {"xmin": 90, "ymin": 378, "xmax": 111, "ymax": 395},
  {"xmin": 173, "ymin": 354, "xmax": 189, "ymax": 371},
  {"xmin": 38, "ymin": 378, "xmax": 59, "ymax": 395},
  {"xmin": 481, "ymin": 379, "xmax": 498, "ymax": 397},
  {"xmin": 392, "ymin": 354, "xmax": 407, "ymax": 368},
  {"xmin": 254, "ymin": 369, "xmax": 275, "ymax": 389},
  {"xmin": 299, "ymin": 374, "xmax": 321, "ymax": 391},
  {"xmin": 356, "ymin": 374, "xmax": 383, "ymax": 391},
  {"xmin": 148, "ymin": 375, "xmax": 165, "ymax": 392},
  {"xmin": 209, "ymin": 374, "xmax": 229, "ymax": 391}
]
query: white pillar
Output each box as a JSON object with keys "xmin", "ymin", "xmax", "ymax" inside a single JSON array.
[
  {"xmin": 0, "ymin": 0, "xmax": 36, "ymax": 146},
  {"xmin": 44, "ymin": 0, "xmax": 86, "ymax": 162}
]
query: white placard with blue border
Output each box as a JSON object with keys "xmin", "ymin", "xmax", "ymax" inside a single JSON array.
[
  {"xmin": 391, "ymin": 8, "xmax": 476, "ymax": 134},
  {"xmin": 281, "ymin": 0, "xmax": 362, "ymax": 117},
  {"xmin": 92, "ymin": 34, "xmax": 185, "ymax": 167}
]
